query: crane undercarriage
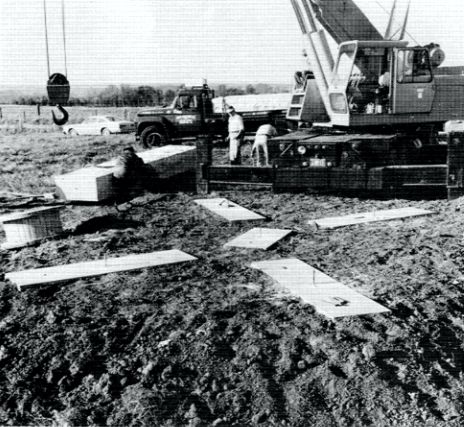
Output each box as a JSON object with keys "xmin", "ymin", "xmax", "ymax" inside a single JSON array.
[{"xmin": 197, "ymin": 130, "xmax": 464, "ymax": 200}]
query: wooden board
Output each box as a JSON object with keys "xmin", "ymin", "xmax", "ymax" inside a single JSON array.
[
  {"xmin": 194, "ymin": 198, "xmax": 265, "ymax": 222},
  {"xmin": 6, "ymin": 249, "xmax": 197, "ymax": 289},
  {"xmin": 54, "ymin": 145, "xmax": 197, "ymax": 202},
  {"xmin": 309, "ymin": 207, "xmax": 433, "ymax": 229},
  {"xmin": 99, "ymin": 145, "xmax": 196, "ymax": 179},
  {"xmin": 224, "ymin": 228, "xmax": 292, "ymax": 249},
  {"xmin": 54, "ymin": 167, "xmax": 116, "ymax": 202},
  {"xmin": 0, "ymin": 206, "xmax": 64, "ymax": 250},
  {"xmin": 250, "ymin": 258, "xmax": 390, "ymax": 319}
]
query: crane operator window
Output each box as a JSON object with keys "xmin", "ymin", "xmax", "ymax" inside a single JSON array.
[
  {"xmin": 347, "ymin": 47, "xmax": 390, "ymax": 113},
  {"xmin": 397, "ymin": 49, "xmax": 432, "ymax": 84}
]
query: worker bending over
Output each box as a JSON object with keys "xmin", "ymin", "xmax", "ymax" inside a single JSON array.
[
  {"xmin": 252, "ymin": 123, "xmax": 277, "ymax": 167},
  {"xmin": 112, "ymin": 146, "xmax": 147, "ymax": 197},
  {"xmin": 227, "ymin": 106, "xmax": 245, "ymax": 165}
]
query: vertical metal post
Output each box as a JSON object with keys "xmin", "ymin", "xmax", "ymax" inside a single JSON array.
[
  {"xmin": 196, "ymin": 136, "xmax": 212, "ymax": 194},
  {"xmin": 447, "ymin": 132, "xmax": 464, "ymax": 200}
]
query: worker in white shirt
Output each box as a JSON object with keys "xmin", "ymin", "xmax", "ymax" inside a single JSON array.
[
  {"xmin": 227, "ymin": 106, "xmax": 245, "ymax": 165},
  {"xmin": 252, "ymin": 123, "xmax": 277, "ymax": 167}
]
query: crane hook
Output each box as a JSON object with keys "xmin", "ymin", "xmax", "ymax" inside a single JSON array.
[{"xmin": 52, "ymin": 104, "xmax": 69, "ymax": 126}]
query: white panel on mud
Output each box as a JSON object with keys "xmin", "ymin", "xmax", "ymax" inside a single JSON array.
[
  {"xmin": 6, "ymin": 250, "xmax": 197, "ymax": 290},
  {"xmin": 194, "ymin": 198, "xmax": 265, "ymax": 222},
  {"xmin": 224, "ymin": 228, "xmax": 292, "ymax": 250},
  {"xmin": 250, "ymin": 258, "xmax": 390, "ymax": 319},
  {"xmin": 308, "ymin": 207, "xmax": 433, "ymax": 229}
]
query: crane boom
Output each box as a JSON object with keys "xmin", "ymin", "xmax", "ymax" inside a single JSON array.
[{"xmin": 309, "ymin": 0, "xmax": 383, "ymax": 43}]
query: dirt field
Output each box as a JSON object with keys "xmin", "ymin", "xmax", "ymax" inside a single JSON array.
[{"xmin": 0, "ymin": 131, "xmax": 464, "ymax": 426}]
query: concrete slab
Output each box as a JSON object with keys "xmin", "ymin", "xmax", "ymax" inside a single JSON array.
[
  {"xmin": 224, "ymin": 228, "xmax": 292, "ymax": 249},
  {"xmin": 250, "ymin": 258, "xmax": 390, "ymax": 319},
  {"xmin": 195, "ymin": 198, "xmax": 265, "ymax": 222}
]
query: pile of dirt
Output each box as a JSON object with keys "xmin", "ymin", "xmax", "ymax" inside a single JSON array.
[{"xmin": 0, "ymin": 134, "xmax": 463, "ymax": 425}]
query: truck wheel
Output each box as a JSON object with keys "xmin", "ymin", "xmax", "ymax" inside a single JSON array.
[{"xmin": 140, "ymin": 126, "xmax": 166, "ymax": 148}]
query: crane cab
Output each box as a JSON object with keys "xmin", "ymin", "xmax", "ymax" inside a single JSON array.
[{"xmin": 328, "ymin": 41, "xmax": 436, "ymax": 127}]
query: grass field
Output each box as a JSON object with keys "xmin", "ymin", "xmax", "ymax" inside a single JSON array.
[{"xmin": 0, "ymin": 105, "xmax": 141, "ymax": 131}]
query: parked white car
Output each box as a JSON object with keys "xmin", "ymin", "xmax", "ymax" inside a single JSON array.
[{"xmin": 62, "ymin": 115, "xmax": 135, "ymax": 136}]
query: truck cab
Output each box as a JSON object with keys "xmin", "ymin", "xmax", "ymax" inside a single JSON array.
[{"xmin": 135, "ymin": 84, "xmax": 225, "ymax": 148}]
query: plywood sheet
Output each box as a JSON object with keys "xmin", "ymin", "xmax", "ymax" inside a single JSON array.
[
  {"xmin": 99, "ymin": 145, "xmax": 196, "ymax": 178},
  {"xmin": 54, "ymin": 167, "xmax": 116, "ymax": 202},
  {"xmin": 6, "ymin": 249, "xmax": 197, "ymax": 289},
  {"xmin": 195, "ymin": 198, "xmax": 265, "ymax": 222},
  {"xmin": 224, "ymin": 228, "xmax": 292, "ymax": 249},
  {"xmin": 309, "ymin": 207, "xmax": 433, "ymax": 229},
  {"xmin": 55, "ymin": 146, "xmax": 197, "ymax": 202},
  {"xmin": 250, "ymin": 258, "xmax": 390, "ymax": 319}
]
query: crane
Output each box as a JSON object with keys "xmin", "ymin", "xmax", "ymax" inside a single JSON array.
[{"xmin": 268, "ymin": 0, "xmax": 464, "ymax": 198}]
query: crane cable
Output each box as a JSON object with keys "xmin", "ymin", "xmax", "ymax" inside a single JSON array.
[
  {"xmin": 43, "ymin": 0, "xmax": 70, "ymax": 125},
  {"xmin": 61, "ymin": 0, "xmax": 68, "ymax": 78},
  {"xmin": 43, "ymin": 0, "xmax": 68, "ymax": 78},
  {"xmin": 43, "ymin": 0, "xmax": 51, "ymax": 77},
  {"xmin": 373, "ymin": 0, "xmax": 419, "ymax": 44}
]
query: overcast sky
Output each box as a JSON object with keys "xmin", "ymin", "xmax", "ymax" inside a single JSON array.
[{"xmin": 0, "ymin": 0, "xmax": 462, "ymax": 87}]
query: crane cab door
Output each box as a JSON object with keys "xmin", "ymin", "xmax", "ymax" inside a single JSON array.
[{"xmin": 392, "ymin": 48, "xmax": 435, "ymax": 114}]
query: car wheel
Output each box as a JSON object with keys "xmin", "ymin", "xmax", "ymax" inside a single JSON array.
[
  {"xmin": 68, "ymin": 129, "xmax": 78, "ymax": 136},
  {"xmin": 140, "ymin": 125, "xmax": 167, "ymax": 148},
  {"xmin": 101, "ymin": 128, "xmax": 111, "ymax": 136}
]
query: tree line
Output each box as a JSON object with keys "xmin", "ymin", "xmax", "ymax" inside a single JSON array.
[{"xmin": 9, "ymin": 83, "xmax": 283, "ymax": 107}]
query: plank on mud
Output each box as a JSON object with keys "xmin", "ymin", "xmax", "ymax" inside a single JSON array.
[
  {"xmin": 194, "ymin": 198, "xmax": 265, "ymax": 222},
  {"xmin": 309, "ymin": 207, "xmax": 433, "ymax": 229},
  {"xmin": 6, "ymin": 249, "xmax": 197, "ymax": 290},
  {"xmin": 250, "ymin": 258, "xmax": 390, "ymax": 319},
  {"xmin": 224, "ymin": 228, "xmax": 292, "ymax": 249}
]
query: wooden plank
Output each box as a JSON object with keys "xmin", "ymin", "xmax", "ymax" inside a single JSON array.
[
  {"xmin": 224, "ymin": 228, "xmax": 292, "ymax": 250},
  {"xmin": 194, "ymin": 198, "xmax": 265, "ymax": 222},
  {"xmin": 54, "ymin": 167, "xmax": 116, "ymax": 202},
  {"xmin": 309, "ymin": 207, "xmax": 433, "ymax": 229},
  {"xmin": 0, "ymin": 206, "xmax": 64, "ymax": 250},
  {"xmin": 99, "ymin": 145, "xmax": 196, "ymax": 179},
  {"xmin": 54, "ymin": 145, "xmax": 197, "ymax": 202},
  {"xmin": 6, "ymin": 249, "xmax": 197, "ymax": 289},
  {"xmin": 250, "ymin": 258, "xmax": 390, "ymax": 319}
]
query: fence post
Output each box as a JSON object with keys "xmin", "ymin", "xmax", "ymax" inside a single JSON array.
[
  {"xmin": 37, "ymin": 104, "xmax": 41, "ymax": 116},
  {"xmin": 17, "ymin": 113, "xmax": 24, "ymax": 132},
  {"xmin": 124, "ymin": 109, "xmax": 128, "ymax": 120}
]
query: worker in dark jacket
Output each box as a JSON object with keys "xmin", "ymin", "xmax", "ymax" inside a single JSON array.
[{"xmin": 112, "ymin": 146, "xmax": 146, "ymax": 197}]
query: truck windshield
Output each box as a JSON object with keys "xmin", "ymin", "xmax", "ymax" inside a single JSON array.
[{"xmin": 176, "ymin": 95, "xmax": 196, "ymax": 110}]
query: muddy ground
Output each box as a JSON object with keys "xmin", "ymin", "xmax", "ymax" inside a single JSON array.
[{"xmin": 0, "ymin": 133, "xmax": 463, "ymax": 426}]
